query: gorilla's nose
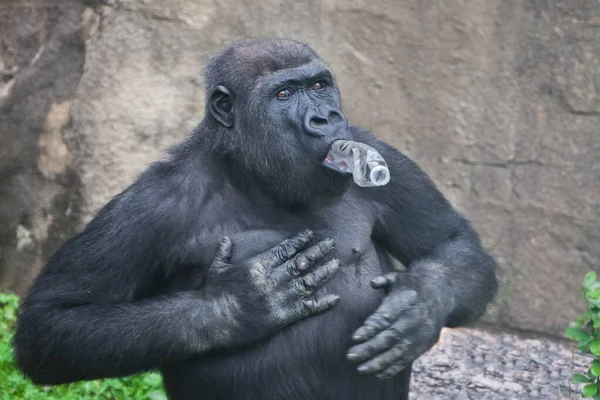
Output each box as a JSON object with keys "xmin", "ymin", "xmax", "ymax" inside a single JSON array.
[{"xmin": 304, "ymin": 108, "xmax": 346, "ymax": 137}]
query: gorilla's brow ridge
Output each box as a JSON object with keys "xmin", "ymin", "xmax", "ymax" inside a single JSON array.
[{"xmin": 257, "ymin": 59, "xmax": 334, "ymax": 89}]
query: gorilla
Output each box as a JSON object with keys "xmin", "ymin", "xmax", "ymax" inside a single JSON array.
[{"xmin": 13, "ymin": 38, "xmax": 498, "ymax": 400}]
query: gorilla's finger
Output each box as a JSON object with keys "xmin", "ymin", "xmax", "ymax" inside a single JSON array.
[
  {"xmin": 274, "ymin": 238, "xmax": 335, "ymax": 281},
  {"xmin": 356, "ymin": 341, "xmax": 409, "ymax": 375},
  {"xmin": 352, "ymin": 315, "xmax": 394, "ymax": 342},
  {"xmin": 297, "ymin": 238, "xmax": 335, "ymax": 271},
  {"xmin": 258, "ymin": 229, "xmax": 314, "ymax": 268},
  {"xmin": 375, "ymin": 361, "xmax": 409, "ymax": 380},
  {"xmin": 210, "ymin": 237, "xmax": 232, "ymax": 269},
  {"xmin": 352, "ymin": 290, "xmax": 418, "ymax": 341},
  {"xmin": 370, "ymin": 273, "xmax": 397, "ymax": 289},
  {"xmin": 293, "ymin": 259, "xmax": 340, "ymax": 296},
  {"xmin": 298, "ymin": 294, "xmax": 340, "ymax": 317},
  {"xmin": 346, "ymin": 330, "xmax": 397, "ymax": 363}
]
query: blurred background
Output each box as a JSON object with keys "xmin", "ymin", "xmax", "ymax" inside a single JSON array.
[{"xmin": 0, "ymin": 0, "xmax": 599, "ymax": 397}]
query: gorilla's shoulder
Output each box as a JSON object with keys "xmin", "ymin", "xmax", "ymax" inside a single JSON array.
[{"xmin": 103, "ymin": 147, "xmax": 216, "ymax": 221}]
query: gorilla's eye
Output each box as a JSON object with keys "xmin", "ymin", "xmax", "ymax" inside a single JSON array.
[
  {"xmin": 312, "ymin": 81, "xmax": 328, "ymax": 90},
  {"xmin": 276, "ymin": 89, "xmax": 293, "ymax": 99}
]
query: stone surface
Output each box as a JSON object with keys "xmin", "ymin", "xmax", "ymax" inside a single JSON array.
[
  {"xmin": 1, "ymin": 0, "xmax": 600, "ymax": 336},
  {"xmin": 0, "ymin": 0, "xmax": 89, "ymax": 293},
  {"xmin": 412, "ymin": 327, "xmax": 589, "ymax": 399}
]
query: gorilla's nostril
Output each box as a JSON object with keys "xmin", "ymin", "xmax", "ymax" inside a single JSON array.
[
  {"xmin": 310, "ymin": 116, "xmax": 328, "ymax": 128},
  {"xmin": 328, "ymin": 112, "xmax": 343, "ymax": 124}
]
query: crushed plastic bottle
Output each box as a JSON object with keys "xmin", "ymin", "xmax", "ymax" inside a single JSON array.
[{"xmin": 323, "ymin": 140, "xmax": 391, "ymax": 187}]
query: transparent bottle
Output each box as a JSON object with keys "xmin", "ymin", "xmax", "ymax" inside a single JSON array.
[{"xmin": 323, "ymin": 140, "xmax": 391, "ymax": 187}]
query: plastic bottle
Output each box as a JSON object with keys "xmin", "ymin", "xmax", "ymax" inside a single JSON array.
[{"xmin": 323, "ymin": 140, "xmax": 391, "ymax": 187}]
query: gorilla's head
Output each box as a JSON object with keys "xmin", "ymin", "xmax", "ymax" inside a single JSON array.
[{"xmin": 201, "ymin": 38, "xmax": 352, "ymax": 206}]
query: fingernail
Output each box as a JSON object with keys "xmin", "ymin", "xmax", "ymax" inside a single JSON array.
[
  {"xmin": 327, "ymin": 294, "xmax": 340, "ymax": 304},
  {"xmin": 357, "ymin": 365, "xmax": 369, "ymax": 373},
  {"xmin": 347, "ymin": 353, "xmax": 357, "ymax": 360}
]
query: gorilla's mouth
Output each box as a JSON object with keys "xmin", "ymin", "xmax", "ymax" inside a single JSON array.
[
  {"xmin": 322, "ymin": 140, "xmax": 352, "ymax": 174},
  {"xmin": 322, "ymin": 154, "xmax": 350, "ymax": 174}
]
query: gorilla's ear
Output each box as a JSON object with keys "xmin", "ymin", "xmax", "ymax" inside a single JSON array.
[{"xmin": 209, "ymin": 85, "xmax": 234, "ymax": 128}]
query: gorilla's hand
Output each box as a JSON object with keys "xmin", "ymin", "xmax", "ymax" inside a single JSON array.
[
  {"xmin": 204, "ymin": 230, "xmax": 341, "ymax": 345},
  {"xmin": 346, "ymin": 270, "xmax": 453, "ymax": 379}
]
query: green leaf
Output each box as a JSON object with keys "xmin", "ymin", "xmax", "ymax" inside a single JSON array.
[
  {"xmin": 589, "ymin": 290, "xmax": 600, "ymax": 299},
  {"xmin": 566, "ymin": 327, "xmax": 592, "ymax": 342},
  {"xmin": 573, "ymin": 373, "xmax": 594, "ymax": 383},
  {"xmin": 593, "ymin": 393, "xmax": 600, "ymax": 400},
  {"xmin": 585, "ymin": 384, "xmax": 600, "ymax": 397},
  {"xmin": 591, "ymin": 339, "xmax": 600, "ymax": 355},
  {"xmin": 592, "ymin": 361, "xmax": 600, "ymax": 377},
  {"xmin": 586, "ymin": 272, "xmax": 598, "ymax": 288},
  {"xmin": 584, "ymin": 383, "xmax": 599, "ymax": 397}
]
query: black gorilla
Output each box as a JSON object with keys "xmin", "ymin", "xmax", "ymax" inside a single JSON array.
[{"xmin": 14, "ymin": 39, "xmax": 498, "ymax": 400}]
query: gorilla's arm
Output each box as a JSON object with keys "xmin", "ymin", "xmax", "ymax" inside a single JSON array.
[
  {"xmin": 372, "ymin": 140, "xmax": 498, "ymax": 327},
  {"xmin": 347, "ymin": 127, "xmax": 498, "ymax": 378},
  {"xmin": 14, "ymin": 193, "xmax": 214, "ymax": 384},
  {"xmin": 13, "ymin": 166, "xmax": 339, "ymax": 385}
]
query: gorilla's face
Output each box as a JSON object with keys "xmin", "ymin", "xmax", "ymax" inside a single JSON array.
[
  {"xmin": 257, "ymin": 60, "xmax": 350, "ymax": 163},
  {"xmin": 206, "ymin": 41, "xmax": 353, "ymax": 205}
]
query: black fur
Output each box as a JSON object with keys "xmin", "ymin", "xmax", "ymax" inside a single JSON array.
[{"xmin": 13, "ymin": 39, "xmax": 498, "ymax": 400}]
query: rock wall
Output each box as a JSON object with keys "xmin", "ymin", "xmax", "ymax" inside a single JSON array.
[{"xmin": 1, "ymin": 0, "xmax": 599, "ymax": 337}]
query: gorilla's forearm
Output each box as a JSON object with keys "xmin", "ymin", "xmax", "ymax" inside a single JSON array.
[
  {"xmin": 13, "ymin": 291, "xmax": 243, "ymax": 385},
  {"xmin": 347, "ymin": 225, "xmax": 497, "ymax": 378},
  {"xmin": 355, "ymin": 127, "xmax": 498, "ymax": 326},
  {"xmin": 408, "ymin": 228, "xmax": 498, "ymax": 327}
]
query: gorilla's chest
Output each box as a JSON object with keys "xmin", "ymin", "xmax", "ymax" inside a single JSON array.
[
  {"xmin": 167, "ymin": 195, "xmax": 401, "ymax": 399},
  {"xmin": 212, "ymin": 194, "xmax": 387, "ymax": 323},
  {"xmin": 224, "ymin": 197, "xmax": 378, "ymax": 270}
]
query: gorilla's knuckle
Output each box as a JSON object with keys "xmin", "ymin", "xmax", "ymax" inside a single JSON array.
[
  {"xmin": 299, "ymin": 300, "xmax": 314, "ymax": 316},
  {"xmin": 378, "ymin": 313, "xmax": 395, "ymax": 326},
  {"xmin": 293, "ymin": 279, "xmax": 311, "ymax": 296},
  {"xmin": 285, "ymin": 262, "xmax": 299, "ymax": 278},
  {"xmin": 272, "ymin": 250, "xmax": 287, "ymax": 265},
  {"xmin": 303, "ymin": 273, "xmax": 317, "ymax": 288},
  {"xmin": 319, "ymin": 263, "xmax": 335, "ymax": 278},
  {"xmin": 381, "ymin": 331, "xmax": 397, "ymax": 346},
  {"xmin": 389, "ymin": 344, "xmax": 405, "ymax": 359},
  {"xmin": 288, "ymin": 238, "xmax": 303, "ymax": 251}
]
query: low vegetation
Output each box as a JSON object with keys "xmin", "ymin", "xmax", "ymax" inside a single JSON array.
[
  {"xmin": 0, "ymin": 292, "xmax": 166, "ymax": 400},
  {"xmin": 566, "ymin": 272, "xmax": 600, "ymax": 399}
]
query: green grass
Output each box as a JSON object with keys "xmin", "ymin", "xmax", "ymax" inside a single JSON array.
[{"xmin": 0, "ymin": 293, "xmax": 167, "ymax": 400}]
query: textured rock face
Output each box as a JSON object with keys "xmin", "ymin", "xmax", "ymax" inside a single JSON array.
[
  {"xmin": 1, "ymin": 0, "xmax": 599, "ymax": 336},
  {"xmin": 411, "ymin": 327, "xmax": 586, "ymax": 399},
  {"xmin": 0, "ymin": 0, "xmax": 90, "ymax": 293}
]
